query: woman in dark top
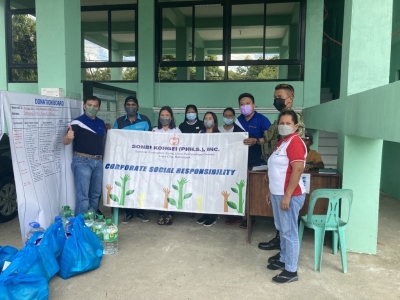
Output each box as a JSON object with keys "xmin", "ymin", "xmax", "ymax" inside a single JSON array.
[
  {"xmin": 179, "ymin": 104, "xmax": 204, "ymax": 133},
  {"xmin": 197, "ymin": 112, "xmax": 219, "ymax": 226},
  {"xmin": 218, "ymin": 107, "xmax": 245, "ymax": 133}
]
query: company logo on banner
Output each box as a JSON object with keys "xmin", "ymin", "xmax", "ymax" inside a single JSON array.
[{"xmin": 103, "ymin": 130, "xmax": 249, "ymax": 215}]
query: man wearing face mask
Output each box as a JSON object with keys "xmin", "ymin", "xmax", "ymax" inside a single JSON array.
[
  {"xmin": 63, "ymin": 96, "xmax": 106, "ymax": 216},
  {"xmin": 258, "ymin": 84, "xmax": 306, "ymax": 260},
  {"xmin": 112, "ymin": 95, "xmax": 152, "ymax": 224}
]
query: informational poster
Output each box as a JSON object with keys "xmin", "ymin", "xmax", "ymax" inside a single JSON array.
[
  {"xmin": 103, "ymin": 131, "xmax": 249, "ymax": 215},
  {"xmin": 1, "ymin": 91, "xmax": 82, "ymax": 243},
  {"xmin": 301, "ymin": 173, "xmax": 311, "ymax": 193},
  {"xmin": 93, "ymin": 87, "xmax": 117, "ymax": 125}
]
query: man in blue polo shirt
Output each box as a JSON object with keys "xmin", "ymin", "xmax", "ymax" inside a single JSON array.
[
  {"xmin": 113, "ymin": 95, "xmax": 151, "ymax": 224},
  {"xmin": 63, "ymin": 96, "xmax": 106, "ymax": 216},
  {"xmin": 228, "ymin": 93, "xmax": 271, "ymax": 228}
]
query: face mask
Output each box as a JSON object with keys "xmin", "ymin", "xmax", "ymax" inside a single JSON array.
[
  {"xmin": 240, "ymin": 104, "xmax": 253, "ymax": 116},
  {"xmin": 273, "ymin": 98, "xmax": 286, "ymax": 111},
  {"xmin": 223, "ymin": 118, "xmax": 234, "ymax": 125},
  {"xmin": 125, "ymin": 107, "xmax": 137, "ymax": 116},
  {"xmin": 204, "ymin": 120, "xmax": 214, "ymax": 128},
  {"xmin": 85, "ymin": 106, "xmax": 98, "ymax": 117},
  {"xmin": 186, "ymin": 113, "xmax": 197, "ymax": 121},
  {"xmin": 278, "ymin": 124, "xmax": 295, "ymax": 136},
  {"xmin": 160, "ymin": 118, "xmax": 171, "ymax": 126}
]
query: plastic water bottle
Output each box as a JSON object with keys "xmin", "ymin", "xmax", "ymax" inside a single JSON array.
[
  {"xmin": 102, "ymin": 218, "xmax": 118, "ymax": 255},
  {"xmin": 87, "ymin": 206, "xmax": 96, "ymax": 221},
  {"xmin": 25, "ymin": 222, "xmax": 45, "ymax": 243},
  {"xmin": 60, "ymin": 205, "xmax": 74, "ymax": 218},
  {"xmin": 64, "ymin": 212, "xmax": 74, "ymax": 238},
  {"xmin": 54, "ymin": 216, "xmax": 61, "ymax": 223},
  {"xmin": 92, "ymin": 215, "xmax": 105, "ymax": 241},
  {"xmin": 83, "ymin": 213, "xmax": 94, "ymax": 229}
]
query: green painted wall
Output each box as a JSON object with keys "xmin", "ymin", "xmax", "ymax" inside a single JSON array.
[
  {"xmin": 381, "ymin": 141, "xmax": 400, "ymax": 199},
  {"xmin": 390, "ymin": 0, "xmax": 400, "ymax": 83},
  {"xmin": 0, "ymin": 0, "xmax": 7, "ymax": 91},
  {"xmin": 7, "ymin": 83, "xmax": 38, "ymax": 94}
]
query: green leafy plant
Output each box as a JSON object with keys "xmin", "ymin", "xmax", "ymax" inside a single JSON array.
[
  {"xmin": 227, "ymin": 180, "xmax": 246, "ymax": 213},
  {"xmin": 109, "ymin": 175, "xmax": 134, "ymax": 206},
  {"xmin": 168, "ymin": 178, "xmax": 192, "ymax": 210}
]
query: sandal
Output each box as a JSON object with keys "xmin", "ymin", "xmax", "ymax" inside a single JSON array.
[
  {"xmin": 157, "ymin": 215, "xmax": 165, "ymax": 225},
  {"xmin": 164, "ymin": 215, "xmax": 173, "ymax": 226}
]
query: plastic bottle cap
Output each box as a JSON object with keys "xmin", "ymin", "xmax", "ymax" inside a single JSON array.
[
  {"xmin": 84, "ymin": 213, "xmax": 89, "ymax": 218},
  {"xmin": 106, "ymin": 219, "xmax": 112, "ymax": 225},
  {"xmin": 65, "ymin": 211, "xmax": 72, "ymax": 217},
  {"xmin": 29, "ymin": 222, "xmax": 40, "ymax": 228},
  {"xmin": 98, "ymin": 215, "xmax": 104, "ymax": 219},
  {"xmin": 55, "ymin": 216, "xmax": 61, "ymax": 221},
  {"xmin": 63, "ymin": 206, "xmax": 70, "ymax": 210}
]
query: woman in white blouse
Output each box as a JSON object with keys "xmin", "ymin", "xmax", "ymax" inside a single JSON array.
[{"xmin": 153, "ymin": 106, "xmax": 181, "ymax": 225}]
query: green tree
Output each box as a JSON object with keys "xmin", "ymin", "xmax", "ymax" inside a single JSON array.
[
  {"xmin": 86, "ymin": 68, "xmax": 111, "ymax": 81},
  {"xmin": 11, "ymin": 14, "xmax": 37, "ymax": 81},
  {"xmin": 122, "ymin": 67, "xmax": 137, "ymax": 81}
]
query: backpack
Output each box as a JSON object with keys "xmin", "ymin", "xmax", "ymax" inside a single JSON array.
[{"xmin": 262, "ymin": 111, "xmax": 305, "ymax": 162}]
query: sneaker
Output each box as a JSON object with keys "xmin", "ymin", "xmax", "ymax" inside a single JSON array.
[
  {"xmin": 267, "ymin": 252, "xmax": 281, "ymax": 264},
  {"xmin": 272, "ymin": 270, "xmax": 298, "ymax": 284},
  {"xmin": 225, "ymin": 216, "xmax": 243, "ymax": 225},
  {"xmin": 204, "ymin": 218, "xmax": 216, "ymax": 227},
  {"xmin": 136, "ymin": 214, "xmax": 150, "ymax": 222},
  {"xmin": 239, "ymin": 219, "xmax": 256, "ymax": 229},
  {"xmin": 197, "ymin": 215, "xmax": 208, "ymax": 224},
  {"xmin": 258, "ymin": 236, "xmax": 281, "ymax": 250},
  {"xmin": 122, "ymin": 214, "xmax": 133, "ymax": 225}
]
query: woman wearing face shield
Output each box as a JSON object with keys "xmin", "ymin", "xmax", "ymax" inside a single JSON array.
[
  {"xmin": 178, "ymin": 104, "xmax": 204, "ymax": 134},
  {"xmin": 265, "ymin": 110, "xmax": 306, "ymax": 284},
  {"xmin": 153, "ymin": 106, "xmax": 181, "ymax": 225},
  {"xmin": 218, "ymin": 107, "xmax": 245, "ymax": 133}
]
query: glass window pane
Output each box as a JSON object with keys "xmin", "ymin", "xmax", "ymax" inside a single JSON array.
[
  {"xmin": 195, "ymin": 5, "xmax": 223, "ymax": 61},
  {"xmin": 158, "ymin": 65, "xmax": 225, "ymax": 81},
  {"xmin": 81, "ymin": 0, "xmax": 137, "ymax": 6},
  {"xmin": 228, "ymin": 64, "xmax": 301, "ymax": 81},
  {"xmin": 231, "ymin": 4, "xmax": 264, "ymax": 61},
  {"xmin": 266, "ymin": 3, "xmax": 300, "ymax": 60},
  {"xmin": 10, "ymin": 0, "xmax": 35, "ymax": 9},
  {"xmin": 111, "ymin": 10, "xmax": 136, "ymax": 62},
  {"xmin": 10, "ymin": 68, "xmax": 38, "ymax": 82},
  {"xmin": 83, "ymin": 67, "xmax": 137, "ymax": 81},
  {"xmin": 82, "ymin": 11, "xmax": 109, "ymax": 62},
  {"xmin": 11, "ymin": 14, "xmax": 37, "ymax": 64},
  {"xmin": 162, "ymin": 7, "xmax": 192, "ymax": 61}
]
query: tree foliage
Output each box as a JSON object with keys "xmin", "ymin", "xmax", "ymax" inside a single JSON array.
[{"xmin": 11, "ymin": 14, "xmax": 37, "ymax": 81}]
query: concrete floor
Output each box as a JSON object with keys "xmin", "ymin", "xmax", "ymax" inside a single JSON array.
[{"xmin": 1, "ymin": 192, "xmax": 399, "ymax": 300}]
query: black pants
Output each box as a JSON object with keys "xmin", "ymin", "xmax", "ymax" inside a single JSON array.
[{"xmin": 158, "ymin": 211, "xmax": 174, "ymax": 217}]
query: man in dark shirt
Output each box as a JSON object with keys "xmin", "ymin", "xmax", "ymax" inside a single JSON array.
[
  {"xmin": 113, "ymin": 95, "xmax": 151, "ymax": 224},
  {"xmin": 63, "ymin": 96, "xmax": 106, "ymax": 216}
]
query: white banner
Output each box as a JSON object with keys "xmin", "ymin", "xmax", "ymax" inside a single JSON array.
[
  {"xmin": 0, "ymin": 91, "xmax": 4, "ymax": 140},
  {"xmin": 103, "ymin": 130, "xmax": 249, "ymax": 215},
  {"xmin": 1, "ymin": 91, "xmax": 82, "ymax": 243}
]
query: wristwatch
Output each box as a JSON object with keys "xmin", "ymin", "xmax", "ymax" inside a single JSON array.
[{"xmin": 256, "ymin": 138, "xmax": 260, "ymax": 145}]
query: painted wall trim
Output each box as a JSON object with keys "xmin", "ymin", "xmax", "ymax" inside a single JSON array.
[{"xmin": 152, "ymin": 107, "xmax": 304, "ymax": 114}]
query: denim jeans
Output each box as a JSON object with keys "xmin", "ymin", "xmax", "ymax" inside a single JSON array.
[
  {"xmin": 71, "ymin": 155, "xmax": 103, "ymax": 216},
  {"xmin": 270, "ymin": 193, "xmax": 305, "ymax": 272}
]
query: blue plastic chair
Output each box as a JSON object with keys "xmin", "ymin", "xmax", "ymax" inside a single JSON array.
[{"xmin": 298, "ymin": 189, "xmax": 353, "ymax": 273}]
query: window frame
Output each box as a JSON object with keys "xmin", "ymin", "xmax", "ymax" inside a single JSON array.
[
  {"xmin": 81, "ymin": 4, "xmax": 138, "ymax": 82},
  {"xmin": 155, "ymin": 0, "xmax": 306, "ymax": 82},
  {"xmin": 6, "ymin": 0, "xmax": 38, "ymax": 83}
]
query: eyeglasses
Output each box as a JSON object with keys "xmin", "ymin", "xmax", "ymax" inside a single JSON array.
[{"xmin": 275, "ymin": 84, "xmax": 294, "ymax": 93}]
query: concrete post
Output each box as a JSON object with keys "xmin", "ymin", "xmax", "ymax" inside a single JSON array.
[
  {"xmin": 111, "ymin": 50, "xmax": 123, "ymax": 80},
  {"xmin": 176, "ymin": 27, "xmax": 189, "ymax": 80},
  {"xmin": 36, "ymin": 0, "xmax": 81, "ymax": 99},
  {"xmin": 138, "ymin": 0, "xmax": 155, "ymax": 106},
  {"xmin": 303, "ymin": 0, "xmax": 324, "ymax": 108},
  {"xmin": 196, "ymin": 48, "xmax": 205, "ymax": 80}
]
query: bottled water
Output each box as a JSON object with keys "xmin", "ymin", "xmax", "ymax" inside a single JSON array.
[
  {"xmin": 87, "ymin": 206, "xmax": 96, "ymax": 221},
  {"xmin": 92, "ymin": 215, "xmax": 105, "ymax": 241},
  {"xmin": 60, "ymin": 205, "xmax": 74, "ymax": 219},
  {"xmin": 83, "ymin": 213, "xmax": 94, "ymax": 229},
  {"xmin": 25, "ymin": 222, "xmax": 45, "ymax": 244},
  {"xmin": 102, "ymin": 218, "xmax": 118, "ymax": 255},
  {"xmin": 64, "ymin": 213, "xmax": 74, "ymax": 238}
]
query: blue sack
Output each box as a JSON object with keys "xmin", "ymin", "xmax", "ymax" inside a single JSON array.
[
  {"xmin": 40, "ymin": 219, "xmax": 66, "ymax": 260},
  {"xmin": 75, "ymin": 215, "xmax": 103, "ymax": 258},
  {"xmin": 58, "ymin": 215, "xmax": 103, "ymax": 280},
  {"xmin": 0, "ymin": 273, "xmax": 49, "ymax": 300},
  {"xmin": 1, "ymin": 240, "xmax": 59, "ymax": 281},
  {"xmin": 0, "ymin": 246, "xmax": 18, "ymax": 270},
  {"xmin": 0, "ymin": 243, "xmax": 47, "ymax": 280}
]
